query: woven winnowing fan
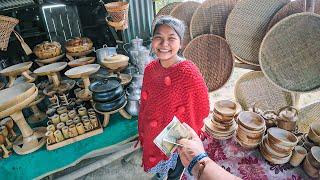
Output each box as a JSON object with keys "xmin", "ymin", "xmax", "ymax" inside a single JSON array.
[
  {"xmin": 267, "ymin": 0, "xmax": 320, "ymax": 31},
  {"xmin": 155, "ymin": 2, "xmax": 182, "ymax": 17},
  {"xmin": 225, "ymin": 0, "xmax": 289, "ymax": 65},
  {"xmin": 170, "ymin": 1, "xmax": 201, "ymax": 51},
  {"xmin": 297, "ymin": 101, "xmax": 320, "ymax": 133},
  {"xmin": 190, "ymin": 0, "xmax": 237, "ymax": 39},
  {"xmin": 259, "ymin": 13, "xmax": 320, "ymax": 93},
  {"xmin": 183, "ymin": 34, "xmax": 234, "ymax": 92},
  {"xmin": 234, "ymin": 71, "xmax": 293, "ymax": 112}
]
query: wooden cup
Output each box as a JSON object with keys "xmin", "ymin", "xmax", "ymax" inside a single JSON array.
[{"xmin": 289, "ymin": 146, "xmax": 307, "ymax": 167}]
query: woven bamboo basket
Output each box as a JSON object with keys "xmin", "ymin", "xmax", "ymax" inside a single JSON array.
[
  {"xmin": 297, "ymin": 101, "xmax": 320, "ymax": 133},
  {"xmin": 267, "ymin": 0, "xmax": 320, "ymax": 30},
  {"xmin": 0, "ymin": 15, "xmax": 19, "ymax": 51},
  {"xmin": 104, "ymin": 2, "xmax": 129, "ymax": 30},
  {"xmin": 183, "ymin": 34, "xmax": 234, "ymax": 92},
  {"xmin": 259, "ymin": 13, "xmax": 320, "ymax": 93},
  {"xmin": 170, "ymin": 1, "xmax": 201, "ymax": 51},
  {"xmin": 225, "ymin": 0, "xmax": 289, "ymax": 65},
  {"xmin": 155, "ymin": 2, "xmax": 182, "ymax": 17},
  {"xmin": 190, "ymin": 0, "xmax": 237, "ymax": 39},
  {"xmin": 234, "ymin": 71, "xmax": 294, "ymax": 112}
]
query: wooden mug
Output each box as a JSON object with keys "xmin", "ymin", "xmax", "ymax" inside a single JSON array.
[
  {"xmin": 76, "ymin": 123, "xmax": 85, "ymax": 135},
  {"xmin": 54, "ymin": 130, "xmax": 64, "ymax": 143}
]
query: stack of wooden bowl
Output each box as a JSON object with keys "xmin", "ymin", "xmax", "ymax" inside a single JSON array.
[
  {"xmin": 236, "ymin": 111, "xmax": 266, "ymax": 149},
  {"xmin": 204, "ymin": 100, "xmax": 238, "ymax": 140},
  {"xmin": 303, "ymin": 146, "xmax": 320, "ymax": 178},
  {"xmin": 260, "ymin": 127, "xmax": 298, "ymax": 164}
]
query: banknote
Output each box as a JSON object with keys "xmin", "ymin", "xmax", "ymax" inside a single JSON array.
[{"xmin": 153, "ymin": 116, "xmax": 190, "ymax": 156}]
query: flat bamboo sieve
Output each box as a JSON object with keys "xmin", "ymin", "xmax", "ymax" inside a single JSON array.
[
  {"xmin": 170, "ymin": 1, "xmax": 201, "ymax": 51},
  {"xmin": 234, "ymin": 71, "xmax": 293, "ymax": 112},
  {"xmin": 267, "ymin": 0, "xmax": 320, "ymax": 31},
  {"xmin": 190, "ymin": 0, "xmax": 237, "ymax": 39},
  {"xmin": 155, "ymin": 2, "xmax": 182, "ymax": 17},
  {"xmin": 183, "ymin": 34, "xmax": 234, "ymax": 92},
  {"xmin": 259, "ymin": 13, "xmax": 320, "ymax": 93},
  {"xmin": 225, "ymin": 0, "xmax": 289, "ymax": 65}
]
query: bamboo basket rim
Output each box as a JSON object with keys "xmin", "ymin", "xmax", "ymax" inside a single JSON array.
[
  {"xmin": 234, "ymin": 71, "xmax": 294, "ymax": 111},
  {"xmin": 104, "ymin": 2, "xmax": 129, "ymax": 12},
  {"xmin": 0, "ymin": 15, "xmax": 19, "ymax": 24}
]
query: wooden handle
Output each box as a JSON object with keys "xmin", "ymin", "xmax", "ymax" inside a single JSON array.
[
  {"xmin": 21, "ymin": 71, "xmax": 35, "ymax": 82},
  {"xmin": 103, "ymin": 113, "xmax": 110, "ymax": 127},
  {"xmin": 13, "ymin": 30, "xmax": 32, "ymax": 55}
]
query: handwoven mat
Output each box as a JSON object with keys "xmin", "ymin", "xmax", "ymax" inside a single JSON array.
[
  {"xmin": 183, "ymin": 34, "xmax": 234, "ymax": 92},
  {"xmin": 259, "ymin": 13, "xmax": 320, "ymax": 93},
  {"xmin": 225, "ymin": 0, "xmax": 289, "ymax": 65},
  {"xmin": 267, "ymin": 0, "xmax": 320, "ymax": 30},
  {"xmin": 234, "ymin": 71, "xmax": 293, "ymax": 112},
  {"xmin": 297, "ymin": 101, "xmax": 320, "ymax": 133},
  {"xmin": 170, "ymin": 1, "xmax": 201, "ymax": 51},
  {"xmin": 155, "ymin": 2, "xmax": 182, "ymax": 17},
  {"xmin": 190, "ymin": 0, "xmax": 237, "ymax": 39}
]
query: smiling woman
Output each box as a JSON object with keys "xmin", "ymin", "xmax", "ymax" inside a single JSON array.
[{"xmin": 138, "ymin": 15, "xmax": 210, "ymax": 180}]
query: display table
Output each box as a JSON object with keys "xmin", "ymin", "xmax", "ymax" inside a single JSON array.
[
  {"xmin": 183, "ymin": 132, "xmax": 310, "ymax": 179},
  {"xmin": 0, "ymin": 113, "xmax": 138, "ymax": 180}
]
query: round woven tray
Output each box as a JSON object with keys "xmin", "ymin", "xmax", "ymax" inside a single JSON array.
[
  {"xmin": 225, "ymin": 0, "xmax": 289, "ymax": 65},
  {"xmin": 234, "ymin": 71, "xmax": 293, "ymax": 112},
  {"xmin": 155, "ymin": 2, "xmax": 182, "ymax": 17},
  {"xmin": 297, "ymin": 101, "xmax": 320, "ymax": 133},
  {"xmin": 183, "ymin": 34, "xmax": 234, "ymax": 92},
  {"xmin": 170, "ymin": 1, "xmax": 201, "ymax": 51},
  {"xmin": 267, "ymin": 0, "xmax": 320, "ymax": 31},
  {"xmin": 190, "ymin": 0, "xmax": 237, "ymax": 39},
  {"xmin": 260, "ymin": 13, "xmax": 320, "ymax": 93}
]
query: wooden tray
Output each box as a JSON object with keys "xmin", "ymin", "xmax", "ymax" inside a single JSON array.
[
  {"xmin": 65, "ymin": 64, "xmax": 100, "ymax": 79},
  {"xmin": 46, "ymin": 121, "xmax": 103, "ymax": 150}
]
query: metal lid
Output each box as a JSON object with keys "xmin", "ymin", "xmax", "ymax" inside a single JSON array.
[{"xmin": 89, "ymin": 77, "xmax": 121, "ymax": 93}]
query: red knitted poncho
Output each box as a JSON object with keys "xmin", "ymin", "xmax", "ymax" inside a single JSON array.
[{"xmin": 138, "ymin": 59, "xmax": 210, "ymax": 171}]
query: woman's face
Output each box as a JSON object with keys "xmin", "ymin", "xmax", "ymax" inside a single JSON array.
[{"xmin": 151, "ymin": 24, "xmax": 181, "ymax": 62}]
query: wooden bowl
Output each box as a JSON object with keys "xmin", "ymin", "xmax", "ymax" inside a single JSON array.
[
  {"xmin": 267, "ymin": 127, "xmax": 298, "ymax": 147},
  {"xmin": 101, "ymin": 54, "xmax": 129, "ymax": 71},
  {"xmin": 262, "ymin": 136, "xmax": 291, "ymax": 158},
  {"xmin": 236, "ymin": 129, "xmax": 263, "ymax": 145},
  {"xmin": 237, "ymin": 124, "xmax": 265, "ymax": 139},
  {"xmin": 0, "ymin": 62, "xmax": 32, "ymax": 76},
  {"xmin": 267, "ymin": 136, "xmax": 294, "ymax": 155},
  {"xmin": 68, "ymin": 57, "xmax": 96, "ymax": 67},
  {"xmin": 214, "ymin": 100, "xmax": 237, "ymax": 116},
  {"xmin": 308, "ymin": 146, "xmax": 320, "ymax": 169},
  {"xmin": 308, "ymin": 122, "xmax": 320, "ymax": 145},
  {"xmin": 260, "ymin": 139, "xmax": 292, "ymax": 164},
  {"xmin": 65, "ymin": 64, "xmax": 100, "ymax": 79},
  {"xmin": 0, "ymin": 83, "xmax": 36, "ymax": 112},
  {"xmin": 237, "ymin": 111, "xmax": 265, "ymax": 131},
  {"xmin": 33, "ymin": 62, "xmax": 67, "ymax": 76},
  {"xmin": 212, "ymin": 110, "xmax": 234, "ymax": 123}
]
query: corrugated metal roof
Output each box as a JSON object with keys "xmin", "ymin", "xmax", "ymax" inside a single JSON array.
[{"xmin": 122, "ymin": 0, "xmax": 154, "ymax": 43}]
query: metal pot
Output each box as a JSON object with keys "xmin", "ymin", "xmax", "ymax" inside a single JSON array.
[
  {"xmin": 90, "ymin": 77, "xmax": 123, "ymax": 102},
  {"xmin": 95, "ymin": 44, "xmax": 117, "ymax": 64},
  {"xmin": 125, "ymin": 99, "xmax": 140, "ymax": 116},
  {"xmin": 94, "ymin": 93, "xmax": 126, "ymax": 112}
]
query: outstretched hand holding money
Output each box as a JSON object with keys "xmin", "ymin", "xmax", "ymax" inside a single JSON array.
[{"xmin": 177, "ymin": 123, "xmax": 206, "ymax": 167}]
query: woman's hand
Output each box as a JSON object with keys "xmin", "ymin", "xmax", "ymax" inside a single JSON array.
[{"xmin": 177, "ymin": 123, "xmax": 205, "ymax": 167}]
